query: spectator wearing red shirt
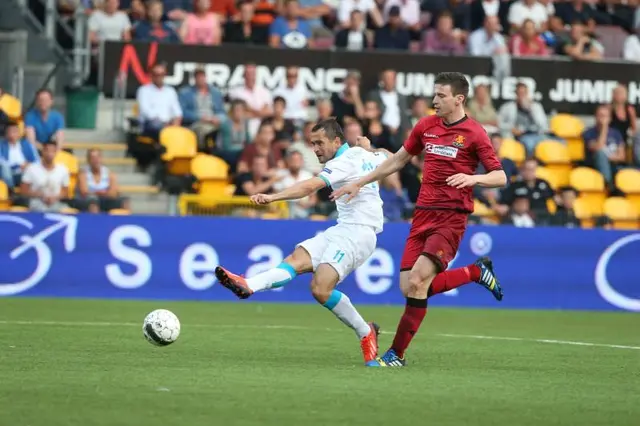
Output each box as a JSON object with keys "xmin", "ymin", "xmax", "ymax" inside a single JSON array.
[
  {"xmin": 510, "ymin": 19, "xmax": 549, "ymax": 57},
  {"xmin": 421, "ymin": 11, "xmax": 465, "ymax": 55}
]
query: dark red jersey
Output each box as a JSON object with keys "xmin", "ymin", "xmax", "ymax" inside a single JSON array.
[{"xmin": 404, "ymin": 115, "xmax": 502, "ymax": 213}]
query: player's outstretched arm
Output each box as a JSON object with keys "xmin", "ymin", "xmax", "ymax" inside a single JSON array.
[
  {"xmin": 253, "ymin": 177, "xmax": 327, "ymax": 204},
  {"xmin": 330, "ymin": 147, "xmax": 412, "ymax": 202},
  {"xmin": 446, "ymin": 169, "xmax": 507, "ymax": 189}
]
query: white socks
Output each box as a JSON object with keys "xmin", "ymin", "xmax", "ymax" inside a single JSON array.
[
  {"xmin": 246, "ymin": 262, "xmax": 297, "ymax": 292},
  {"xmin": 322, "ymin": 290, "xmax": 371, "ymax": 339}
]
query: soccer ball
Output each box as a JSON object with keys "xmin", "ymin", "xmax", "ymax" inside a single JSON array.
[{"xmin": 143, "ymin": 309, "xmax": 181, "ymax": 346}]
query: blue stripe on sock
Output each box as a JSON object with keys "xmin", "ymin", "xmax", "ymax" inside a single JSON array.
[
  {"xmin": 272, "ymin": 262, "xmax": 297, "ymax": 288},
  {"xmin": 323, "ymin": 290, "xmax": 343, "ymax": 310}
]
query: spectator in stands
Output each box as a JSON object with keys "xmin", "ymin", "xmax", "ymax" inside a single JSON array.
[
  {"xmin": 127, "ymin": 0, "xmax": 146, "ymax": 26},
  {"xmin": 335, "ymin": 10, "xmax": 370, "ymax": 51},
  {"xmin": 77, "ymin": 148, "xmax": 126, "ymax": 213},
  {"xmin": 344, "ymin": 120, "xmax": 363, "ymax": 147},
  {"xmin": 136, "ymin": 63, "xmax": 183, "ymax": 141},
  {"xmin": 180, "ymin": 0, "xmax": 222, "ymax": 45},
  {"xmin": 410, "ymin": 97, "xmax": 429, "ymax": 127},
  {"xmin": 510, "ymin": 18, "xmax": 549, "ymax": 57},
  {"xmin": 507, "ymin": 0, "xmax": 549, "ymax": 33},
  {"xmin": 236, "ymin": 122, "xmax": 284, "ymax": 174},
  {"xmin": 383, "ymin": 0, "xmax": 421, "ymax": 38},
  {"xmin": 468, "ymin": 15, "xmax": 508, "ymax": 56},
  {"xmin": 228, "ymin": 63, "xmax": 273, "ymax": 139},
  {"xmin": 88, "ymin": 0, "xmax": 132, "ymax": 44},
  {"xmin": 0, "ymin": 121, "xmax": 40, "ymax": 189},
  {"xmin": 595, "ymin": 215, "xmax": 614, "ymax": 229},
  {"xmin": 262, "ymin": 96, "xmax": 297, "ymax": 148},
  {"xmin": 496, "ymin": 158, "xmax": 554, "ymax": 220},
  {"xmin": 331, "ymin": 70, "xmax": 364, "ymax": 127},
  {"xmin": 373, "ymin": 6, "xmax": 410, "ymax": 50},
  {"xmin": 466, "ymin": 84, "xmax": 498, "ymax": 134},
  {"xmin": 550, "ymin": 186, "xmax": 581, "ymax": 228},
  {"xmin": 202, "ymin": 0, "xmax": 236, "ymax": 21},
  {"xmin": 501, "ymin": 195, "xmax": 536, "ymax": 227},
  {"xmin": 554, "ymin": 0, "xmax": 611, "ymax": 27},
  {"xmin": 20, "ymin": 143, "xmax": 70, "ymax": 213},
  {"xmin": 179, "ymin": 68, "xmax": 227, "ymax": 151},
  {"xmin": 367, "ymin": 69, "xmax": 410, "ymax": 149},
  {"xmin": 470, "ymin": 0, "xmax": 510, "ymax": 32},
  {"xmin": 556, "ymin": 19, "xmax": 604, "ymax": 60},
  {"xmin": 597, "ymin": 0, "xmax": 633, "ymax": 30},
  {"xmin": 273, "ymin": 150, "xmax": 316, "ymax": 218},
  {"xmin": 337, "ymin": 0, "xmax": 383, "ymax": 29},
  {"xmin": 424, "ymin": 0, "xmax": 472, "ymax": 32},
  {"xmin": 133, "ymin": 0, "xmax": 180, "ymax": 43},
  {"xmin": 224, "ymin": 0, "xmax": 269, "ymax": 45},
  {"xmin": 25, "ymin": 89, "xmax": 65, "ymax": 149},
  {"xmin": 253, "ymin": 0, "xmax": 278, "ymax": 27},
  {"xmin": 475, "ymin": 133, "xmax": 518, "ymax": 208},
  {"xmin": 610, "ymin": 84, "xmax": 637, "ymax": 143},
  {"xmin": 234, "ymin": 155, "xmax": 280, "ymax": 196},
  {"xmin": 273, "ymin": 66, "xmax": 309, "ymax": 124},
  {"xmin": 582, "ymin": 104, "xmax": 626, "ymax": 186},
  {"xmin": 162, "ymin": 0, "xmax": 193, "ymax": 21},
  {"xmin": 269, "ymin": 0, "xmax": 313, "ymax": 49},
  {"xmin": 296, "ymin": 0, "xmax": 334, "ymax": 38},
  {"xmin": 421, "ymin": 11, "xmax": 465, "ymax": 55},
  {"xmin": 498, "ymin": 82, "xmax": 550, "ymax": 154},
  {"xmin": 315, "ymin": 98, "xmax": 333, "ymax": 121},
  {"xmin": 217, "ymin": 100, "xmax": 251, "ymax": 171},
  {"xmin": 361, "ymin": 101, "xmax": 394, "ymax": 152},
  {"xmin": 623, "ymin": 29, "xmax": 640, "ymax": 61},
  {"xmin": 288, "ymin": 121, "xmax": 321, "ymax": 174}
]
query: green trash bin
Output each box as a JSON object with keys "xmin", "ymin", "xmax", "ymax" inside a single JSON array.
[{"xmin": 65, "ymin": 86, "xmax": 99, "ymax": 129}]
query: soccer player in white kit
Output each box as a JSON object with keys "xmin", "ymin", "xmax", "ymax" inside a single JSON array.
[{"xmin": 215, "ymin": 118, "xmax": 387, "ymax": 365}]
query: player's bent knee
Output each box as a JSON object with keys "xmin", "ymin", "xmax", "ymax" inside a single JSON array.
[
  {"xmin": 310, "ymin": 264, "xmax": 340, "ymax": 305},
  {"xmin": 407, "ymin": 270, "xmax": 429, "ymax": 295}
]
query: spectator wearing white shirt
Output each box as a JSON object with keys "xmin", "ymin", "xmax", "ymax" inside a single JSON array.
[
  {"xmin": 468, "ymin": 15, "xmax": 508, "ymax": 56},
  {"xmin": 273, "ymin": 66, "xmax": 309, "ymax": 124},
  {"xmin": 623, "ymin": 31, "xmax": 640, "ymax": 62},
  {"xmin": 20, "ymin": 143, "xmax": 70, "ymax": 213},
  {"xmin": 228, "ymin": 63, "xmax": 274, "ymax": 140},
  {"xmin": 507, "ymin": 0, "xmax": 549, "ymax": 32},
  {"xmin": 134, "ymin": 63, "xmax": 182, "ymax": 169},
  {"xmin": 337, "ymin": 0, "xmax": 383, "ymax": 29},
  {"xmin": 335, "ymin": 10, "xmax": 370, "ymax": 51},
  {"xmin": 366, "ymin": 69, "xmax": 410, "ymax": 150},
  {"xmin": 383, "ymin": 0, "xmax": 421, "ymax": 36},
  {"xmin": 88, "ymin": 0, "xmax": 132, "ymax": 45},
  {"xmin": 273, "ymin": 150, "xmax": 316, "ymax": 218}
]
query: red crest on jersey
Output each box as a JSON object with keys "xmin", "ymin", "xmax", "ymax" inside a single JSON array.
[{"xmin": 452, "ymin": 135, "xmax": 465, "ymax": 148}]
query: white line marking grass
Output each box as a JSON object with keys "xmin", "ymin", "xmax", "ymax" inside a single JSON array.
[{"xmin": 1, "ymin": 320, "xmax": 638, "ymax": 351}]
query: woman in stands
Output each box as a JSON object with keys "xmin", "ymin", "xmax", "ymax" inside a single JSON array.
[
  {"xmin": 609, "ymin": 84, "xmax": 637, "ymax": 146},
  {"xmin": 180, "ymin": 0, "xmax": 222, "ymax": 45}
]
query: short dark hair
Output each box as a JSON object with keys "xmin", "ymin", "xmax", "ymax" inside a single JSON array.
[
  {"xmin": 273, "ymin": 96, "xmax": 286, "ymax": 105},
  {"xmin": 312, "ymin": 118, "xmax": 344, "ymax": 142},
  {"xmin": 434, "ymin": 72, "xmax": 469, "ymax": 99}
]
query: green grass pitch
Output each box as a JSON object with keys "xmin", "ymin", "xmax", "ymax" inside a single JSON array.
[{"xmin": 0, "ymin": 298, "xmax": 638, "ymax": 426}]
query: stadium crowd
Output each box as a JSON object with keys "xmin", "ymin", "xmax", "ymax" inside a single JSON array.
[{"xmin": 1, "ymin": 0, "xmax": 639, "ymax": 227}]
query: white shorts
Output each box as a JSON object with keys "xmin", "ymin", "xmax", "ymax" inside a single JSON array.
[{"xmin": 297, "ymin": 223, "xmax": 377, "ymax": 282}]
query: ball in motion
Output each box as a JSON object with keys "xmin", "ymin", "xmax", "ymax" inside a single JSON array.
[{"xmin": 143, "ymin": 309, "xmax": 181, "ymax": 346}]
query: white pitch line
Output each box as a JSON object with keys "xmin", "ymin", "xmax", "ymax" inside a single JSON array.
[
  {"xmin": 437, "ymin": 333, "xmax": 640, "ymax": 351},
  {"xmin": 0, "ymin": 320, "xmax": 638, "ymax": 351}
]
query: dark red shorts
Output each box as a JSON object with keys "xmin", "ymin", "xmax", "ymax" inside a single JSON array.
[{"xmin": 400, "ymin": 208, "xmax": 469, "ymax": 272}]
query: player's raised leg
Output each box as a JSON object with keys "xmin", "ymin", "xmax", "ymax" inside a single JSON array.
[
  {"xmin": 428, "ymin": 257, "xmax": 503, "ymax": 301},
  {"xmin": 310, "ymin": 263, "xmax": 379, "ymax": 364},
  {"xmin": 215, "ymin": 246, "xmax": 313, "ymax": 299}
]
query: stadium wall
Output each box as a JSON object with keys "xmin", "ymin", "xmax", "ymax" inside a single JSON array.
[{"xmin": 1, "ymin": 213, "xmax": 638, "ymax": 312}]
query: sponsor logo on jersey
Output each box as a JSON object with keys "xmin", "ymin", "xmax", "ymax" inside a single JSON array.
[
  {"xmin": 452, "ymin": 135, "xmax": 465, "ymax": 148},
  {"xmin": 423, "ymin": 133, "xmax": 439, "ymax": 139},
  {"xmin": 424, "ymin": 143, "xmax": 458, "ymax": 158},
  {"xmin": 322, "ymin": 168, "xmax": 332, "ymax": 174}
]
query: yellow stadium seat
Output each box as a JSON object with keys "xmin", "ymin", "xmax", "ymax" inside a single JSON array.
[
  {"xmin": 499, "ymin": 138, "xmax": 526, "ymax": 166},
  {"xmin": 0, "ymin": 94, "xmax": 22, "ymax": 120},
  {"xmin": 570, "ymin": 167, "xmax": 606, "ymax": 216},
  {"xmin": 9, "ymin": 206, "xmax": 28, "ymax": 212},
  {"xmin": 55, "ymin": 150, "xmax": 79, "ymax": 197},
  {"xmin": 573, "ymin": 197, "xmax": 594, "ymax": 228},
  {"xmin": 535, "ymin": 166, "xmax": 559, "ymax": 190},
  {"xmin": 191, "ymin": 154, "xmax": 229, "ymax": 196},
  {"xmin": 160, "ymin": 126, "xmax": 198, "ymax": 175},
  {"xmin": 309, "ymin": 214, "xmax": 328, "ymax": 221},
  {"xmin": 261, "ymin": 212, "xmax": 281, "ymax": 220},
  {"xmin": 535, "ymin": 140, "xmax": 571, "ymax": 186},
  {"xmin": 550, "ymin": 114, "xmax": 585, "ymax": 162},
  {"xmin": 615, "ymin": 169, "xmax": 640, "ymax": 212},
  {"xmin": 473, "ymin": 199, "xmax": 498, "ymax": 223},
  {"xmin": 603, "ymin": 197, "xmax": 639, "ymax": 230},
  {"xmin": 109, "ymin": 208, "xmax": 132, "ymax": 215},
  {"xmin": 0, "ymin": 180, "xmax": 10, "ymax": 210},
  {"xmin": 59, "ymin": 207, "xmax": 79, "ymax": 214}
]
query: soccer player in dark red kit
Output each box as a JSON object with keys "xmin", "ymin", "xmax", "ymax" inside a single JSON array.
[{"xmin": 331, "ymin": 72, "xmax": 507, "ymax": 367}]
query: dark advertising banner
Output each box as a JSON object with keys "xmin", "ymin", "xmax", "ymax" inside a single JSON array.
[{"xmin": 101, "ymin": 41, "xmax": 640, "ymax": 116}]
